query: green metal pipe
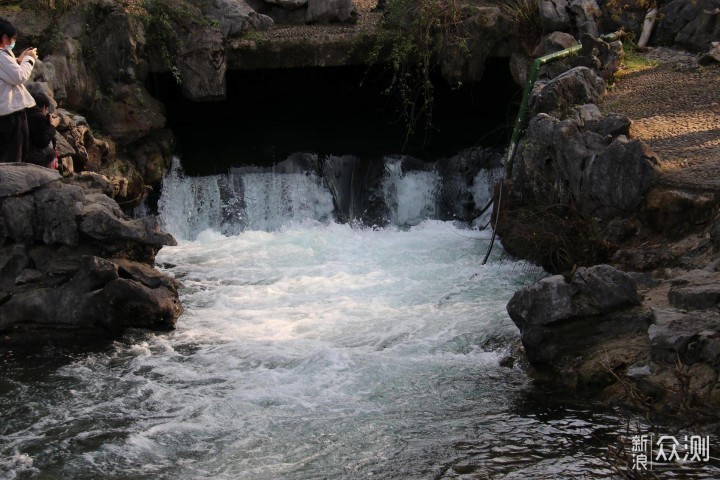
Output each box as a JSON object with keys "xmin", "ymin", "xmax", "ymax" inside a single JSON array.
[{"xmin": 505, "ymin": 31, "xmax": 623, "ymax": 176}]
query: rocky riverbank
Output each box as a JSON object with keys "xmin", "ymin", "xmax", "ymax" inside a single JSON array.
[
  {"xmin": 0, "ymin": 164, "xmax": 182, "ymax": 343},
  {"xmin": 0, "ymin": 164, "xmax": 183, "ymax": 344},
  {"xmin": 498, "ymin": 1, "xmax": 720, "ymax": 421}
]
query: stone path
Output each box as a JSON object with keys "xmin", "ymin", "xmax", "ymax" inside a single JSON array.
[{"xmin": 601, "ymin": 48, "xmax": 720, "ymax": 192}]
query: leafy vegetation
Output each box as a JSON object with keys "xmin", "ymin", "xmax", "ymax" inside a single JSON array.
[{"xmin": 370, "ymin": 0, "xmax": 472, "ymax": 145}]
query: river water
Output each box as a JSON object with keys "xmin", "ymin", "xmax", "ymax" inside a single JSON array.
[{"xmin": 1, "ymin": 157, "xmax": 717, "ymax": 479}]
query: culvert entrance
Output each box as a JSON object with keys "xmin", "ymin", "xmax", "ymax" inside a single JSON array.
[{"xmin": 147, "ymin": 59, "xmax": 520, "ymax": 175}]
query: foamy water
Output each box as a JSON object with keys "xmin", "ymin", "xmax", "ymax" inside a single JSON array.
[{"xmin": 4, "ymin": 157, "xmax": 715, "ymax": 479}]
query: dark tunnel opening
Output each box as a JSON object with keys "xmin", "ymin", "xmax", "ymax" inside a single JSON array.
[{"xmin": 147, "ymin": 58, "xmax": 521, "ymax": 176}]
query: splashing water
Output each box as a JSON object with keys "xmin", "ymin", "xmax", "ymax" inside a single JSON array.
[{"xmin": 4, "ymin": 157, "xmax": 715, "ymax": 479}]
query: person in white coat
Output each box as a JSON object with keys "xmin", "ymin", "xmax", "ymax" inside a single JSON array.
[{"xmin": 0, "ymin": 18, "xmax": 37, "ymax": 163}]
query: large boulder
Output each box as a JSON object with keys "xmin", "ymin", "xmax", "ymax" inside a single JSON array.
[
  {"xmin": 507, "ymin": 264, "xmax": 653, "ymax": 368},
  {"xmin": 668, "ymin": 270, "xmax": 720, "ymax": 311},
  {"xmin": 537, "ymin": 0, "xmax": 571, "ymax": 32},
  {"xmin": 34, "ymin": 38, "xmax": 98, "ymax": 113},
  {"xmin": 178, "ymin": 26, "xmax": 228, "ymax": 101},
  {"xmin": 676, "ymin": 5, "xmax": 720, "ymax": 52},
  {"xmin": 529, "ymin": 66, "xmax": 605, "ymax": 118},
  {"xmin": 649, "ymin": 308, "xmax": 720, "ymax": 366},
  {"xmin": 90, "ymin": 84, "xmax": 166, "ymax": 145},
  {"xmin": 440, "ymin": 7, "xmax": 510, "ymax": 84},
  {"xmin": 0, "ymin": 164, "xmax": 182, "ymax": 340},
  {"xmin": 204, "ymin": 0, "xmax": 274, "ymax": 37},
  {"xmin": 85, "ymin": 7, "xmax": 149, "ymax": 86},
  {"xmin": 511, "ymin": 104, "xmax": 659, "ymax": 221},
  {"xmin": 306, "ymin": 0, "xmax": 358, "ymax": 24},
  {"xmin": 655, "ymin": 0, "xmax": 720, "ymax": 52},
  {"xmin": 568, "ymin": 0, "xmax": 600, "ymax": 37}
]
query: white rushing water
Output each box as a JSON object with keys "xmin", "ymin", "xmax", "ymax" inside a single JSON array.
[{"xmin": 1, "ymin": 157, "xmax": 655, "ymax": 479}]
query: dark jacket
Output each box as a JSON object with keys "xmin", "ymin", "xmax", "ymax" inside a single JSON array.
[
  {"xmin": 26, "ymin": 106, "xmax": 56, "ymax": 166},
  {"xmin": 27, "ymin": 106, "xmax": 56, "ymax": 149}
]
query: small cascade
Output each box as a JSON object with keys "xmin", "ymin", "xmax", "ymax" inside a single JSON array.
[
  {"xmin": 382, "ymin": 158, "xmax": 441, "ymax": 227},
  {"xmin": 158, "ymin": 148, "xmax": 504, "ymax": 240}
]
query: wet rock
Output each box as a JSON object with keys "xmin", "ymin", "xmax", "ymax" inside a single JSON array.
[
  {"xmin": 668, "ymin": 270, "xmax": 720, "ymax": 311},
  {"xmin": 507, "ymin": 264, "xmax": 652, "ymax": 368}
]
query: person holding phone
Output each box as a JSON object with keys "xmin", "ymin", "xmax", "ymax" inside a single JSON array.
[{"xmin": 0, "ymin": 18, "xmax": 37, "ymax": 163}]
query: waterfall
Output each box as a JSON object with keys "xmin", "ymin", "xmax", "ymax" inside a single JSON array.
[
  {"xmin": 382, "ymin": 158, "xmax": 441, "ymax": 227},
  {"xmin": 158, "ymin": 150, "xmax": 503, "ymax": 240}
]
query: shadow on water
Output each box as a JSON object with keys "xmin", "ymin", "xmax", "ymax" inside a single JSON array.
[{"xmin": 147, "ymin": 59, "xmax": 521, "ymax": 175}]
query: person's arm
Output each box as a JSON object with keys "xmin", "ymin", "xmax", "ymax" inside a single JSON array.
[{"xmin": 0, "ymin": 50, "xmax": 35, "ymax": 86}]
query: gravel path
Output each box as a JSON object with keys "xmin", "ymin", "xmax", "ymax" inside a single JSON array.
[
  {"xmin": 260, "ymin": 0, "xmax": 382, "ymax": 40},
  {"xmin": 601, "ymin": 48, "xmax": 720, "ymax": 192}
]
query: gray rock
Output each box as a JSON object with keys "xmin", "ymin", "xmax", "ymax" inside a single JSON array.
[
  {"xmin": 669, "ymin": 270, "xmax": 720, "ymax": 311},
  {"xmin": 507, "ymin": 264, "xmax": 651, "ymax": 367},
  {"xmin": 580, "ymin": 136, "xmax": 657, "ymax": 218},
  {"xmin": 0, "ymin": 164, "xmax": 182, "ymax": 339},
  {"xmin": 178, "ymin": 27, "xmax": 227, "ymax": 101},
  {"xmin": 537, "ymin": 0, "xmax": 571, "ymax": 32},
  {"xmin": 649, "ymin": 308, "xmax": 720, "ymax": 365},
  {"xmin": 41, "ymin": 37, "xmax": 98, "ymax": 111},
  {"xmin": 533, "ymin": 31, "xmax": 578, "ymax": 57},
  {"xmin": 265, "ymin": 0, "xmax": 308, "ymax": 8},
  {"xmin": 306, "ymin": 0, "xmax": 358, "ymax": 24},
  {"xmin": 673, "ymin": 1, "xmax": 720, "ymax": 52},
  {"xmin": 24, "ymin": 82, "xmax": 57, "ymax": 112},
  {"xmin": 55, "ymin": 131, "xmax": 76, "ymax": 159},
  {"xmin": 91, "ymin": 84, "xmax": 166, "ymax": 145},
  {"xmin": 0, "ymin": 163, "xmax": 60, "ymax": 198},
  {"xmin": 15, "ymin": 269, "xmax": 46, "ymax": 286},
  {"xmin": 86, "ymin": 9, "xmax": 148, "ymax": 85},
  {"xmin": 0, "ymin": 245, "xmax": 29, "ymax": 291},
  {"xmin": 568, "ymin": 0, "xmax": 599, "ymax": 37},
  {"xmin": 440, "ymin": 7, "xmax": 509, "ymax": 84},
  {"xmin": 700, "ymin": 41, "xmax": 720, "ymax": 65},
  {"xmin": 0, "ymin": 196, "xmax": 36, "ymax": 243},
  {"xmin": 205, "ymin": 0, "xmax": 274, "ymax": 37},
  {"xmin": 511, "ymin": 105, "xmax": 658, "ymax": 222},
  {"xmin": 79, "ymin": 208, "xmax": 176, "ymax": 248},
  {"xmin": 529, "ymin": 66, "xmax": 605, "ymax": 118},
  {"xmin": 33, "ymin": 183, "xmax": 84, "ymax": 246},
  {"xmin": 509, "ymin": 53, "xmax": 532, "ymax": 86}
]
